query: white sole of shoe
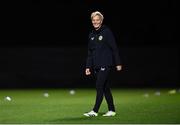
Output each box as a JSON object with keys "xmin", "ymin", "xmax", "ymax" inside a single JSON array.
[
  {"xmin": 83, "ymin": 114, "xmax": 97, "ymax": 117},
  {"xmin": 102, "ymin": 114, "xmax": 116, "ymax": 117},
  {"xmin": 84, "ymin": 114, "xmax": 90, "ymax": 117}
]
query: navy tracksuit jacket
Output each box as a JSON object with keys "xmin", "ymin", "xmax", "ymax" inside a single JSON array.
[{"xmin": 86, "ymin": 25, "xmax": 121, "ymax": 69}]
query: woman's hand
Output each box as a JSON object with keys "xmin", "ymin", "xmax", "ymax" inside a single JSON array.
[
  {"xmin": 116, "ymin": 65, "xmax": 122, "ymax": 71},
  {"xmin": 85, "ymin": 68, "xmax": 91, "ymax": 75}
]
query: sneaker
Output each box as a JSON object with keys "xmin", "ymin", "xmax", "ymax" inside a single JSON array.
[
  {"xmin": 102, "ymin": 111, "xmax": 116, "ymax": 116},
  {"xmin": 83, "ymin": 110, "xmax": 98, "ymax": 117}
]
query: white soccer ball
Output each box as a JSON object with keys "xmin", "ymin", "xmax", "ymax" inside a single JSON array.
[
  {"xmin": 143, "ymin": 93, "xmax": 149, "ymax": 98},
  {"xmin": 168, "ymin": 89, "xmax": 176, "ymax": 94},
  {"xmin": 69, "ymin": 90, "xmax": 75, "ymax": 95},
  {"xmin": 5, "ymin": 96, "xmax": 11, "ymax": 101},
  {"xmin": 43, "ymin": 93, "xmax": 49, "ymax": 97},
  {"xmin": 155, "ymin": 91, "xmax": 161, "ymax": 96}
]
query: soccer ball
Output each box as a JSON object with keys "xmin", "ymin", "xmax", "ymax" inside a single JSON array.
[
  {"xmin": 5, "ymin": 96, "xmax": 12, "ymax": 101},
  {"xmin": 43, "ymin": 93, "xmax": 49, "ymax": 97},
  {"xmin": 69, "ymin": 90, "xmax": 75, "ymax": 95}
]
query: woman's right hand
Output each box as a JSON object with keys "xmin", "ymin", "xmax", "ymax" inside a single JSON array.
[{"xmin": 85, "ymin": 68, "xmax": 91, "ymax": 75}]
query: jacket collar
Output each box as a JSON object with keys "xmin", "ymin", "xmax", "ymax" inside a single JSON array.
[{"xmin": 92, "ymin": 25, "xmax": 106, "ymax": 34}]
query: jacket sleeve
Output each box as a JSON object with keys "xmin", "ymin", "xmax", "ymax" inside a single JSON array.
[
  {"xmin": 86, "ymin": 37, "xmax": 93, "ymax": 68},
  {"xmin": 106, "ymin": 28, "xmax": 121, "ymax": 65}
]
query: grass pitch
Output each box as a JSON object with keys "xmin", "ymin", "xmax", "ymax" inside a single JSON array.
[{"xmin": 0, "ymin": 88, "xmax": 180, "ymax": 124}]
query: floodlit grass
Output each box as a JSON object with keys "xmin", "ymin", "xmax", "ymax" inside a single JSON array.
[{"xmin": 0, "ymin": 88, "xmax": 180, "ymax": 124}]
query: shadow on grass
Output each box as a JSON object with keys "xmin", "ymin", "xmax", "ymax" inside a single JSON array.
[{"xmin": 47, "ymin": 112, "xmax": 111, "ymax": 124}]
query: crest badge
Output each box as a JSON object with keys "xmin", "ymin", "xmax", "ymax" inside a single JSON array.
[
  {"xmin": 98, "ymin": 35, "xmax": 103, "ymax": 41},
  {"xmin": 91, "ymin": 37, "xmax": 94, "ymax": 40},
  {"xmin": 100, "ymin": 67, "xmax": 106, "ymax": 71}
]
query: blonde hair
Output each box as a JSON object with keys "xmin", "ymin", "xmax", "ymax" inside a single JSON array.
[{"xmin": 91, "ymin": 11, "xmax": 104, "ymax": 21}]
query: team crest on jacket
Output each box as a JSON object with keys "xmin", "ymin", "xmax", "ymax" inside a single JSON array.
[
  {"xmin": 91, "ymin": 37, "xmax": 94, "ymax": 40},
  {"xmin": 98, "ymin": 35, "xmax": 103, "ymax": 41}
]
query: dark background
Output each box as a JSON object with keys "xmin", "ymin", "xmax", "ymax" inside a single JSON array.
[{"xmin": 0, "ymin": 0, "xmax": 178, "ymax": 88}]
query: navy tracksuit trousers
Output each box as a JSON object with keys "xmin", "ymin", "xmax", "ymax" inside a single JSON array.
[{"xmin": 92, "ymin": 67, "xmax": 115, "ymax": 113}]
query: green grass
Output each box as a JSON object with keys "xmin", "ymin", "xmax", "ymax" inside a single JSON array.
[{"xmin": 0, "ymin": 88, "xmax": 180, "ymax": 124}]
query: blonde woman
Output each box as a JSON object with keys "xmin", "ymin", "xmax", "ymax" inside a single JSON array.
[{"xmin": 84, "ymin": 11, "xmax": 122, "ymax": 117}]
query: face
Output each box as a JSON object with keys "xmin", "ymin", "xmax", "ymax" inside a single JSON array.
[{"xmin": 92, "ymin": 15, "xmax": 102, "ymax": 30}]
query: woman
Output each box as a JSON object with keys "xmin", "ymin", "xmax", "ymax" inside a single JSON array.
[{"xmin": 84, "ymin": 11, "xmax": 122, "ymax": 117}]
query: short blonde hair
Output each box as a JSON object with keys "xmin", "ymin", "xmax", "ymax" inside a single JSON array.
[{"xmin": 91, "ymin": 11, "xmax": 104, "ymax": 21}]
